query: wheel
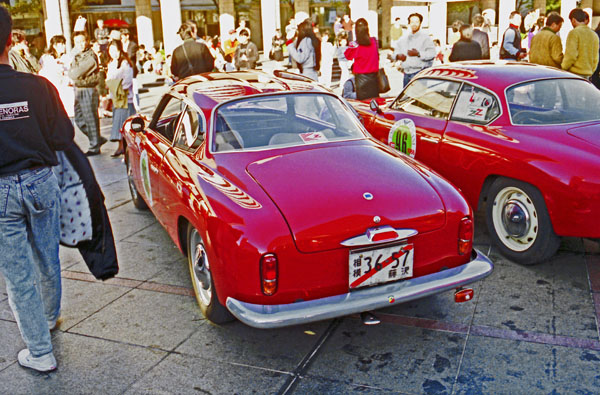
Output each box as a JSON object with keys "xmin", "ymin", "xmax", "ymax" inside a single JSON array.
[
  {"xmin": 125, "ymin": 147, "xmax": 148, "ymax": 210},
  {"xmin": 187, "ymin": 224, "xmax": 233, "ymax": 324},
  {"xmin": 485, "ymin": 178, "xmax": 560, "ymax": 265}
]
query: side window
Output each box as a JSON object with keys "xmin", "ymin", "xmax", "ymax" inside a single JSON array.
[
  {"xmin": 150, "ymin": 95, "xmax": 185, "ymax": 141},
  {"xmin": 451, "ymin": 84, "xmax": 500, "ymax": 125},
  {"xmin": 174, "ymin": 107, "xmax": 204, "ymax": 151},
  {"xmin": 391, "ymin": 78, "xmax": 461, "ymax": 119}
]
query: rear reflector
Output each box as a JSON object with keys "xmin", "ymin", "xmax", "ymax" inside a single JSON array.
[
  {"xmin": 260, "ymin": 253, "xmax": 278, "ymax": 296},
  {"xmin": 454, "ymin": 288, "xmax": 474, "ymax": 303},
  {"xmin": 458, "ymin": 217, "xmax": 473, "ymax": 255}
]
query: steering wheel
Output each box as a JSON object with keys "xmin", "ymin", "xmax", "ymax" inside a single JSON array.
[{"xmin": 511, "ymin": 110, "xmax": 544, "ymax": 124}]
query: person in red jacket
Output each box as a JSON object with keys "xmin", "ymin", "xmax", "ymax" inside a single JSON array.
[{"xmin": 344, "ymin": 18, "xmax": 379, "ymax": 100}]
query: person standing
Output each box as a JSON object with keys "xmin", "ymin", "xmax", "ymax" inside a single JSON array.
[
  {"xmin": 319, "ymin": 30, "xmax": 335, "ymax": 88},
  {"xmin": 390, "ymin": 18, "xmax": 403, "ymax": 50},
  {"xmin": 287, "ymin": 19, "xmax": 321, "ymax": 81},
  {"xmin": 344, "ymin": 18, "xmax": 379, "ymax": 100},
  {"xmin": 39, "ymin": 35, "xmax": 74, "ymax": 118},
  {"xmin": 529, "ymin": 12, "xmax": 564, "ymax": 69},
  {"xmin": 334, "ymin": 16, "xmax": 343, "ymax": 36},
  {"xmin": 342, "ymin": 15, "xmax": 354, "ymax": 42},
  {"xmin": 170, "ymin": 23, "xmax": 214, "ymax": 80},
  {"xmin": 561, "ymin": 8, "xmax": 599, "ymax": 80},
  {"xmin": 8, "ymin": 30, "xmax": 39, "ymax": 73},
  {"xmin": 69, "ymin": 31, "xmax": 106, "ymax": 156},
  {"xmin": 592, "ymin": 22, "xmax": 600, "ymax": 89},
  {"xmin": 500, "ymin": 11, "xmax": 527, "ymax": 60},
  {"xmin": 472, "ymin": 14, "xmax": 490, "ymax": 60},
  {"xmin": 234, "ymin": 29, "xmax": 258, "ymax": 70},
  {"xmin": 335, "ymin": 31, "xmax": 351, "ymax": 87},
  {"xmin": 270, "ymin": 29, "xmax": 285, "ymax": 67},
  {"xmin": 394, "ymin": 13, "xmax": 436, "ymax": 86},
  {"xmin": 106, "ymin": 40, "xmax": 134, "ymax": 157},
  {"xmin": 449, "ymin": 24, "xmax": 482, "ymax": 62},
  {"xmin": 0, "ymin": 5, "xmax": 75, "ymax": 372},
  {"xmin": 94, "ymin": 19, "xmax": 109, "ymax": 53}
]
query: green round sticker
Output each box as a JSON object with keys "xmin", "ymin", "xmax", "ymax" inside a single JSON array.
[{"xmin": 388, "ymin": 119, "xmax": 417, "ymax": 158}]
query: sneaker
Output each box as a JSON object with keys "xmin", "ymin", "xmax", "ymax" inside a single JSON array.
[
  {"xmin": 48, "ymin": 316, "xmax": 62, "ymax": 331},
  {"xmin": 17, "ymin": 349, "xmax": 57, "ymax": 372}
]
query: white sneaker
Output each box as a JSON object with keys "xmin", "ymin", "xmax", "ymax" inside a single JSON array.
[{"xmin": 17, "ymin": 349, "xmax": 57, "ymax": 372}]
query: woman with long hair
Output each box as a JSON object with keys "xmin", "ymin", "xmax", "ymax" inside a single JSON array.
[
  {"xmin": 106, "ymin": 39, "xmax": 135, "ymax": 157},
  {"xmin": 39, "ymin": 35, "xmax": 74, "ymax": 117},
  {"xmin": 287, "ymin": 19, "xmax": 321, "ymax": 80},
  {"xmin": 344, "ymin": 18, "xmax": 380, "ymax": 100}
]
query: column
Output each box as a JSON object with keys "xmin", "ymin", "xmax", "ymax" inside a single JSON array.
[
  {"xmin": 429, "ymin": 1, "xmax": 447, "ymax": 46},
  {"xmin": 59, "ymin": 0, "xmax": 71, "ymax": 52},
  {"xmin": 560, "ymin": 0, "xmax": 577, "ymax": 46},
  {"xmin": 250, "ymin": 0, "xmax": 262, "ymax": 50},
  {"xmin": 349, "ymin": 0, "xmax": 378, "ymax": 40},
  {"xmin": 44, "ymin": 0, "xmax": 63, "ymax": 47},
  {"xmin": 498, "ymin": 0, "xmax": 516, "ymax": 39},
  {"xmin": 581, "ymin": 0, "xmax": 593, "ymax": 26},
  {"xmin": 135, "ymin": 0, "xmax": 154, "ymax": 51},
  {"xmin": 261, "ymin": 0, "xmax": 280, "ymax": 56},
  {"xmin": 294, "ymin": 0, "xmax": 310, "ymax": 22},
  {"xmin": 381, "ymin": 0, "xmax": 392, "ymax": 48},
  {"xmin": 160, "ymin": 0, "xmax": 182, "ymax": 55},
  {"xmin": 219, "ymin": 0, "xmax": 235, "ymax": 45}
]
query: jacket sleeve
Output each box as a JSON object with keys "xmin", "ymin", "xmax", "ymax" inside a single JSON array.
[
  {"xmin": 43, "ymin": 79, "xmax": 75, "ymax": 151},
  {"xmin": 121, "ymin": 63, "xmax": 134, "ymax": 91},
  {"xmin": 170, "ymin": 48, "xmax": 179, "ymax": 76},
  {"xmin": 248, "ymin": 43, "xmax": 259, "ymax": 63},
  {"xmin": 561, "ymin": 31, "xmax": 578, "ymax": 71},
  {"xmin": 502, "ymin": 29, "xmax": 521, "ymax": 56},
  {"xmin": 288, "ymin": 38, "xmax": 312, "ymax": 64},
  {"xmin": 420, "ymin": 37, "xmax": 436, "ymax": 62},
  {"xmin": 550, "ymin": 35, "xmax": 564, "ymax": 67},
  {"xmin": 344, "ymin": 41, "xmax": 358, "ymax": 61},
  {"xmin": 449, "ymin": 45, "xmax": 457, "ymax": 62}
]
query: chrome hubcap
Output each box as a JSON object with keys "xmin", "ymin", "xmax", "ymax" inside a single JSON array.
[
  {"xmin": 127, "ymin": 164, "xmax": 138, "ymax": 200},
  {"xmin": 189, "ymin": 229, "xmax": 212, "ymax": 306},
  {"xmin": 492, "ymin": 187, "xmax": 538, "ymax": 252}
]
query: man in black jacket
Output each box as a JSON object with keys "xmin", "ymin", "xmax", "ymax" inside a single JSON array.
[
  {"xmin": 69, "ymin": 31, "xmax": 106, "ymax": 156},
  {"xmin": 449, "ymin": 24, "xmax": 482, "ymax": 62},
  {"xmin": 0, "ymin": 5, "xmax": 74, "ymax": 372},
  {"xmin": 472, "ymin": 14, "xmax": 490, "ymax": 60},
  {"xmin": 171, "ymin": 23, "xmax": 214, "ymax": 80}
]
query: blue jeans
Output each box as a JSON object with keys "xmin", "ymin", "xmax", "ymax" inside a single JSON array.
[
  {"xmin": 403, "ymin": 72, "xmax": 419, "ymax": 88},
  {"xmin": 0, "ymin": 167, "xmax": 61, "ymax": 357}
]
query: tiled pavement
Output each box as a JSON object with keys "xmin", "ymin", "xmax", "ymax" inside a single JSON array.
[{"xmin": 0, "ymin": 73, "xmax": 599, "ymax": 394}]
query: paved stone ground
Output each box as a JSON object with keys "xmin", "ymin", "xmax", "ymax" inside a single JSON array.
[{"xmin": 1, "ymin": 69, "xmax": 599, "ymax": 394}]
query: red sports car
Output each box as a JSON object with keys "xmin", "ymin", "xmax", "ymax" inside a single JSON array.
[
  {"xmin": 356, "ymin": 62, "xmax": 600, "ymax": 265},
  {"xmin": 121, "ymin": 71, "xmax": 492, "ymax": 328}
]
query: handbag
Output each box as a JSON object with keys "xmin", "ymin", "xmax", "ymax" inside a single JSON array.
[{"xmin": 377, "ymin": 68, "xmax": 390, "ymax": 93}]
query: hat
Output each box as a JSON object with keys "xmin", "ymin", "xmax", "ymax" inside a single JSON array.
[{"xmin": 109, "ymin": 29, "xmax": 121, "ymax": 41}]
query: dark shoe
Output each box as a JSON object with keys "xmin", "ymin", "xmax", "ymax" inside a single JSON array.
[
  {"xmin": 99, "ymin": 136, "xmax": 108, "ymax": 147},
  {"xmin": 85, "ymin": 150, "xmax": 100, "ymax": 156},
  {"xmin": 111, "ymin": 148, "xmax": 124, "ymax": 158}
]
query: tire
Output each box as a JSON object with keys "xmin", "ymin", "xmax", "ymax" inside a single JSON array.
[
  {"xmin": 187, "ymin": 224, "xmax": 233, "ymax": 324},
  {"xmin": 125, "ymin": 147, "xmax": 148, "ymax": 210},
  {"xmin": 485, "ymin": 178, "xmax": 560, "ymax": 265}
]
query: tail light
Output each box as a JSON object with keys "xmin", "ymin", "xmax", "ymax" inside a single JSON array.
[
  {"xmin": 260, "ymin": 253, "xmax": 278, "ymax": 296},
  {"xmin": 455, "ymin": 288, "xmax": 474, "ymax": 303},
  {"xmin": 458, "ymin": 217, "xmax": 473, "ymax": 256}
]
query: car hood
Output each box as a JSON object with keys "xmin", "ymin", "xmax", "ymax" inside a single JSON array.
[
  {"xmin": 567, "ymin": 123, "xmax": 600, "ymax": 149},
  {"xmin": 246, "ymin": 144, "xmax": 446, "ymax": 253}
]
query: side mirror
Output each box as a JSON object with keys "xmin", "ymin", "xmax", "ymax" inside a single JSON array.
[
  {"xmin": 370, "ymin": 99, "xmax": 383, "ymax": 115},
  {"xmin": 130, "ymin": 117, "xmax": 145, "ymax": 133}
]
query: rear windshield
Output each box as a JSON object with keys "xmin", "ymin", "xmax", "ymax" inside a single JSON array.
[
  {"xmin": 506, "ymin": 78, "xmax": 600, "ymax": 125},
  {"xmin": 212, "ymin": 93, "xmax": 365, "ymax": 152}
]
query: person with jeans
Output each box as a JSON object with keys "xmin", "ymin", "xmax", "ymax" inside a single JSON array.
[
  {"xmin": 393, "ymin": 13, "xmax": 436, "ymax": 87},
  {"xmin": 0, "ymin": 5, "xmax": 75, "ymax": 372},
  {"xmin": 69, "ymin": 31, "xmax": 106, "ymax": 156},
  {"xmin": 500, "ymin": 11, "xmax": 527, "ymax": 60}
]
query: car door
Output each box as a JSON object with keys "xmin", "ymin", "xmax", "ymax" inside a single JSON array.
[
  {"xmin": 157, "ymin": 101, "xmax": 207, "ymax": 241},
  {"xmin": 365, "ymin": 78, "xmax": 461, "ymax": 168},
  {"xmin": 140, "ymin": 94, "xmax": 185, "ymax": 222}
]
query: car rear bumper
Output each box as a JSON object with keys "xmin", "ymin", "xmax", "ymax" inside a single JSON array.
[{"xmin": 226, "ymin": 248, "xmax": 493, "ymax": 329}]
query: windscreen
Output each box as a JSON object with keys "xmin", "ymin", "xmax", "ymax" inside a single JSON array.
[
  {"xmin": 212, "ymin": 93, "xmax": 365, "ymax": 152},
  {"xmin": 507, "ymin": 78, "xmax": 600, "ymax": 125}
]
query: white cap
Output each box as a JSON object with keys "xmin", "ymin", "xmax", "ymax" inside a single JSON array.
[{"xmin": 109, "ymin": 30, "xmax": 121, "ymax": 41}]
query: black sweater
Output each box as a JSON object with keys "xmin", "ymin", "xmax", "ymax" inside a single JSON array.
[
  {"xmin": 0, "ymin": 65, "xmax": 74, "ymax": 176},
  {"xmin": 449, "ymin": 39, "xmax": 483, "ymax": 62},
  {"xmin": 171, "ymin": 39, "xmax": 215, "ymax": 79}
]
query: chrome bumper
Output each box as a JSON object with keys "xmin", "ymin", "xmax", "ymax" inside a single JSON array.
[{"xmin": 226, "ymin": 249, "xmax": 493, "ymax": 329}]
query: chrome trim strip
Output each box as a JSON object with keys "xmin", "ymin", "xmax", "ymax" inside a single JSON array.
[
  {"xmin": 226, "ymin": 248, "xmax": 493, "ymax": 329},
  {"xmin": 340, "ymin": 227, "xmax": 418, "ymax": 247}
]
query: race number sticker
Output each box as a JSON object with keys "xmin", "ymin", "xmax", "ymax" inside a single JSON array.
[
  {"xmin": 139, "ymin": 150, "xmax": 153, "ymax": 205},
  {"xmin": 300, "ymin": 132, "xmax": 328, "ymax": 144},
  {"xmin": 453, "ymin": 88, "xmax": 493, "ymax": 122},
  {"xmin": 388, "ymin": 119, "xmax": 417, "ymax": 158}
]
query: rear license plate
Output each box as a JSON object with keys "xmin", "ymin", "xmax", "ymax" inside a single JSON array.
[{"xmin": 348, "ymin": 244, "xmax": 414, "ymax": 289}]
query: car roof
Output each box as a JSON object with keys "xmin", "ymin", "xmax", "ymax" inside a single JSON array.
[
  {"xmin": 418, "ymin": 61, "xmax": 578, "ymax": 89},
  {"xmin": 170, "ymin": 71, "xmax": 330, "ymax": 110}
]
